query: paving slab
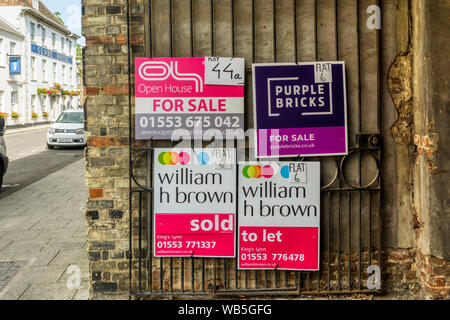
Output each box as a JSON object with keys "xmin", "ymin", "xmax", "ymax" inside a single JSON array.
[
  {"xmin": 0, "ymin": 230, "xmax": 43, "ymax": 242},
  {"xmin": 28, "ymin": 247, "xmax": 61, "ymax": 267},
  {"xmin": 73, "ymin": 283, "xmax": 90, "ymax": 300},
  {"xmin": 50, "ymin": 248, "xmax": 87, "ymax": 267},
  {"xmin": 19, "ymin": 282, "xmax": 78, "ymax": 300},
  {"xmin": 0, "ymin": 280, "xmax": 30, "ymax": 300},
  {"xmin": 0, "ymin": 240, "xmax": 49, "ymax": 254}
]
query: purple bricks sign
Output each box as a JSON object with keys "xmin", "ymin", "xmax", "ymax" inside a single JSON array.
[{"xmin": 252, "ymin": 62, "xmax": 348, "ymax": 158}]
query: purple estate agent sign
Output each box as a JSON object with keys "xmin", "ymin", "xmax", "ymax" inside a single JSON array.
[{"xmin": 252, "ymin": 62, "xmax": 348, "ymax": 158}]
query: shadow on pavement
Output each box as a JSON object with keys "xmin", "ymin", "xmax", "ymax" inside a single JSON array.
[{"xmin": 0, "ymin": 148, "xmax": 84, "ymax": 200}]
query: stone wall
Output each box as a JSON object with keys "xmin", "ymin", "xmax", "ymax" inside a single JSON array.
[{"xmin": 82, "ymin": 0, "xmax": 146, "ymax": 299}]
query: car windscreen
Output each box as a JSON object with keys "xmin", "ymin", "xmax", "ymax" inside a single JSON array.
[{"xmin": 56, "ymin": 112, "xmax": 84, "ymax": 123}]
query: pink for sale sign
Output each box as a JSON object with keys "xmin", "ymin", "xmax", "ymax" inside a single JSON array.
[
  {"xmin": 238, "ymin": 162, "xmax": 320, "ymax": 270},
  {"xmin": 135, "ymin": 57, "xmax": 245, "ymax": 140}
]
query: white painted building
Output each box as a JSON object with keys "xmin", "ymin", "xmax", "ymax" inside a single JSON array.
[
  {"xmin": 0, "ymin": 0, "xmax": 80, "ymax": 127},
  {"xmin": 0, "ymin": 16, "xmax": 26, "ymax": 127}
]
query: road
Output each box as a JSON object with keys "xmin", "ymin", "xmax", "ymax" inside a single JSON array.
[
  {"xmin": 4, "ymin": 128, "xmax": 48, "ymax": 162},
  {"xmin": 0, "ymin": 127, "xmax": 84, "ymax": 200}
]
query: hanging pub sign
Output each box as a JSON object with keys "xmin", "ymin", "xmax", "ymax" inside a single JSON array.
[
  {"xmin": 252, "ymin": 62, "xmax": 348, "ymax": 158},
  {"xmin": 154, "ymin": 148, "xmax": 237, "ymax": 258},
  {"xmin": 238, "ymin": 162, "xmax": 320, "ymax": 270},
  {"xmin": 9, "ymin": 56, "xmax": 21, "ymax": 75},
  {"xmin": 135, "ymin": 57, "xmax": 245, "ymax": 140}
]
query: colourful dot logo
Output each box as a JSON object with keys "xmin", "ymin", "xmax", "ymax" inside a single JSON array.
[
  {"xmin": 280, "ymin": 165, "xmax": 290, "ymax": 179},
  {"xmin": 242, "ymin": 165, "xmax": 274, "ymax": 178},
  {"xmin": 197, "ymin": 152, "xmax": 210, "ymax": 165},
  {"xmin": 158, "ymin": 152, "xmax": 190, "ymax": 165}
]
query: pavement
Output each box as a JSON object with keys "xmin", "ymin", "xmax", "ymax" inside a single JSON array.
[
  {"xmin": 0, "ymin": 159, "xmax": 89, "ymax": 300},
  {"xmin": 4, "ymin": 124, "xmax": 52, "ymax": 136}
]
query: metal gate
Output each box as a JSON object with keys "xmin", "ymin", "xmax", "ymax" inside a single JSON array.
[{"xmin": 127, "ymin": 0, "xmax": 383, "ymax": 297}]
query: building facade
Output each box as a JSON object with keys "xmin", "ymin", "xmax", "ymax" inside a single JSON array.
[
  {"xmin": 0, "ymin": 0, "xmax": 80, "ymax": 127},
  {"xmin": 0, "ymin": 16, "xmax": 25, "ymax": 127}
]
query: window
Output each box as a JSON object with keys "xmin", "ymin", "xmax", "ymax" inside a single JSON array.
[
  {"xmin": 31, "ymin": 57, "xmax": 36, "ymax": 80},
  {"xmin": 42, "ymin": 95, "xmax": 48, "ymax": 113},
  {"xmin": 70, "ymin": 67, "xmax": 73, "ymax": 85},
  {"xmin": 32, "ymin": 0, "xmax": 38, "ymax": 9},
  {"xmin": 52, "ymin": 33, "xmax": 56, "ymax": 49},
  {"xmin": 69, "ymin": 40, "xmax": 72, "ymax": 54},
  {"xmin": 42, "ymin": 59, "xmax": 47, "ymax": 82},
  {"xmin": 31, "ymin": 94, "xmax": 36, "ymax": 112},
  {"xmin": 10, "ymin": 42, "xmax": 16, "ymax": 55},
  {"xmin": 53, "ymin": 62, "xmax": 57, "ymax": 82},
  {"xmin": 0, "ymin": 38, "xmax": 3, "ymax": 66},
  {"xmin": 39, "ymin": 95, "xmax": 43, "ymax": 112},
  {"xmin": 41, "ymin": 27, "xmax": 46, "ymax": 46},
  {"xmin": 61, "ymin": 37, "xmax": 65, "ymax": 51},
  {"xmin": 11, "ymin": 91, "xmax": 18, "ymax": 111},
  {"xmin": 0, "ymin": 91, "xmax": 4, "ymax": 112},
  {"xmin": 56, "ymin": 111, "xmax": 83, "ymax": 123},
  {"xmin": 62, "ymin": 65, "xmax": 66, "ymax": 84},
  {"xmin": 30, "ymin": 22, "xmax": 35, "ymax": 41}
]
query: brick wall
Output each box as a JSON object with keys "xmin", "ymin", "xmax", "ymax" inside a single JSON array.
[
  {"xmin": 382, "ymin": 248, "xmax": 420, "ymax": 294},
  {"xmin": 381, "ymin": 248, "xmax": 449, "ymax": 299},
  {"xmin": 417, "ymin": 251, "xmax": 449, "ymax": 299},
  {"xmin": 82, "ymin": 0, "xmax": 146, "ymax": 299}
]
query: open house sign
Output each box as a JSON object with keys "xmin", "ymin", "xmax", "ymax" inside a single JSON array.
[{"xmin": 135, "ymin": 57, "xmax": 245, "ymax": 140}]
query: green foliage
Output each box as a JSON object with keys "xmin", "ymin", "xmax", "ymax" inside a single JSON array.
[{"xmin": 54, "ymin": 11, "xmax": 64, "ymax": 24}]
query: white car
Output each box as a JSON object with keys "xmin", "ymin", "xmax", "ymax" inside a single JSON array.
[{"xmin": 47, "ymin": 109, "xmax": 87, "ymax": 149}]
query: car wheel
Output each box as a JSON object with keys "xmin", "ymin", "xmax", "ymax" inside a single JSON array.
[{"xmin": 47, "ymin": 144, "xmax": 55, "ymax": 149}]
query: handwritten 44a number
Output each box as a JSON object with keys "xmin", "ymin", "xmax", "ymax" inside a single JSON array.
[
  {"xmin": 212, "ymin": 62, "xmax": 242, "ymax": 80},
  {"xmin": 205, "ymin": 57, "xmax": 245, "ymax": 86}
]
